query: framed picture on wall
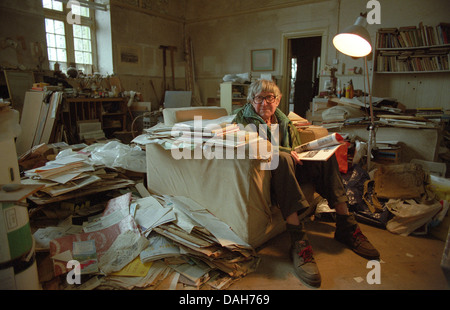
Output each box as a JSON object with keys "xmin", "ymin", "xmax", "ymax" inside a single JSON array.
[
  {"xmin": 118, "ymin": 45, "xmax": 141, "ymax": 65},
  {"xmin": 251, "ymin": 49, "xmax": 275, "ymax": 71}
]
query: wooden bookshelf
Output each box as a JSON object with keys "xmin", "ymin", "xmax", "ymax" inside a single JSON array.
[
  {"xmin": 64, "ymin": 97, "xmax": 127, "ymax": 142},
  {"xmin": 220, "ymin": 82, "xmax": 249, "ymax": 114},
  {"xmin": 374, "ymin": 23, "xmax": 450, "ymax": 74}
]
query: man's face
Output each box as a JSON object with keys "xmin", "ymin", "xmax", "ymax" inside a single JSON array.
[{"xmin": 251, "ymin": 91, "xmax": 281, "ymax": 121}]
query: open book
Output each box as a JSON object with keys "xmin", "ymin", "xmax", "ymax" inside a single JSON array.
[{"xmin": 294, "ymin": 133, "xmax": 344, "ymax": 161}]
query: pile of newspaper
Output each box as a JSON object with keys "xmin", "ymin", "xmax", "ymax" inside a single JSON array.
[
  {"xmin": 21, "ymin": 141, "xmax": 146, "ymax": 206},
  {"xmin": 132, "ymin": 115, "xmax": 263, "ymax": 152},
  {"xmin": 34, "ymin": 190, "xmax": 260, "ymax": 290}
]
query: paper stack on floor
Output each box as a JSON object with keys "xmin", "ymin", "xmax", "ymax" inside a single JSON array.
[
  {"xmin": 22, "ymin": 144, "xmax": 137, "ymax": 205},
  {"xmin": 38, "ymin": 191, "xmax": 260, "ymax": 290}
]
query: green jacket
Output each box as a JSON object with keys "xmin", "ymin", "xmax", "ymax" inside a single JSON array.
[{"xmin": 232, "ymin": 103, "xmax": 303, "ymax": 153}]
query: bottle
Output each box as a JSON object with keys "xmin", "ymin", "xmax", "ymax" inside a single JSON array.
[
  {"xmin": 345, "ymin": 83, "xmax": 351, "ymax": 98},
  {"xmin": 336, "ymin": 79, "xmax": 342, "ymax": 98},
  {"xmin": 348, "ymin": 79, "xmax": 354, "ymax": 98}
]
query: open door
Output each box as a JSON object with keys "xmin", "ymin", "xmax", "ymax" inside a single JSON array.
[{"xmin": 287, "ymin": 36, "xmax": 322, "ymax": 118}]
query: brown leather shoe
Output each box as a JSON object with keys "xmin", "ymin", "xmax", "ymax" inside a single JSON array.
[
  {"xmin": 335, "ymin": 214, "xmax": 380, "ymax": 260},
  {"xmin": 291, "ymin": 238, "xmax": 322, "ymax": 288}
]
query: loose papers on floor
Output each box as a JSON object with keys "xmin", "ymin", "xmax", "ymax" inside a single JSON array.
[
  {"xmin": 23, "ymin": 143, "xmax": 138, "ymax": 205},
  {"xmin": 41, "ymin": 191, "xmax": 260, "ymax": 290}
]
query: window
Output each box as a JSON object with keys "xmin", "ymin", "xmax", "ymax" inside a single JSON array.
[
  {"xmin": 42, "ymin": 0, "xmax": 97, "ymax": 74},
  {"xmin": 45, "ymin": 18, "xmax": 67, "ymax": 66},
  {"xmin": 73, "ymin": 24, "xmax": 92, "ymax": 66}
]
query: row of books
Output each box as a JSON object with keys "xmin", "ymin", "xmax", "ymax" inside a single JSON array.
[
  {"xmin": 376, "ymin": 22, "xmax": 450, "ymax": 49},
  {"xmin": 415, "ymin": 107, "xmax": 447, "ymax": 118},
  {"xmin": 376, "ymin": 53, "xmax": 449, "ymax": 73}
]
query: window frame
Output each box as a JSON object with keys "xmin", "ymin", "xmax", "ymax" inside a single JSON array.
[{"xmin": 43, "ymin": 1, "xmax": 98, "ymax": 74}]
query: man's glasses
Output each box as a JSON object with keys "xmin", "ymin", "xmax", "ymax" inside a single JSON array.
[{"xmin": 253, "ymin": 95, "xmax": 277, "ymax": 104}]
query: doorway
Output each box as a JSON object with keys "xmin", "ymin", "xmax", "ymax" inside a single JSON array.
[{"xmin": 288, "ymin": 36, "xmax": 322, "ymax": 117}]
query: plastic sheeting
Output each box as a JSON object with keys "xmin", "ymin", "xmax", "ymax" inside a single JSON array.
[{"xmin": 83, "ymin": 141, "xmax": 147, "ymax": 173}]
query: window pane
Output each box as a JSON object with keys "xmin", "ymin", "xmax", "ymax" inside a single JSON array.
[
  {"xmin": 71, "ymin": 4, "xmax": 81, "ymax": 16},
  {"xmin": 74, "ymin": 38, "xmax": 82, "ymax": 51},
  {"xmin": 73, "ymin": 24, "xmax": 82, "ymax": 38},
  {"xmin": 82, "ymin": 39, "xmax": 91, "ymax": 52},
  {"xmin": 73, "ymin": 24, "xmax": 93, "ymax": 65},
  {"xmin": 52, "ymin": 0, "xmax": 62, "ymax": 11},
  {"xmin": 54, "ymin": 20, "xmax": 65, "ymax": 35},
  {"xmin": 45, "ymin": 18, "xmax": 54, "ymax": 33},
  {"xmin": 75, "ymin": 51, "xmax": 84, "ymax": 64},
  {"xmin": 46, "ymin": 33, "xmax": 56, "ymax": 47},
  {"xmin": 56, "ymin": 35, "xmax": 66, "ymax": 48},
  {"xmin": 42, "ymin": 0, "xmax": 62, "ymax": 12},
  {"xmin": 42, "ymin": 0, "xmax": 52, "ymax": 9},
  {"xmin": 84, "ymin": 52, "xmax": 92, "ymax": 64},
  {"xmin": 47, "ymin": 48, "xmax": 57, "ymax": 61},
  {"xmin": 44, "ymin": 17, "xmax": 67, "ymax": 66},
  {"xmin": 42, "ymin": 0, "xmax": 62, "ymax": 11},
  {"xmin": 80, "ymin": 7, "xmax": 90, "ymax": 18},
  {"xmin": 57, "ymin": 48, "xmax": 67, "ymax": 62},
  {"xmin": 82, "ymin": 26, "xmax": 90, "ymax": 39}
]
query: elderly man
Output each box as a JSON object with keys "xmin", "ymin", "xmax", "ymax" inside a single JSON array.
[{"xmin": 232, "ymin": 79, "xmax": 379, "ymax": 288}]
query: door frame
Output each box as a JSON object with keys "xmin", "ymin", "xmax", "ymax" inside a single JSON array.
[{"xmin": 280, "ymin": 28, "xmax": 329, "ymax": 114}]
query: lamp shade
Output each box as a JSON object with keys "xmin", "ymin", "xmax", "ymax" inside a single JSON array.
[{"xmin": 333, "ymin": 16, "xmax": 372, "ymax": 57}]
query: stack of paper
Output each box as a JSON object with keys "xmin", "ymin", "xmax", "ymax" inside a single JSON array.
[
  {"xmin": 132, "ymin": 115, "xmax": 263, "ymax": 152},
  {"xmin": 140, "ymin": 233, "xmax": 180, "ymax": 262},
  {"xmin": 170, "ymin": 257, "xmax": 212, "ymax": 288},
  {"xmin": 23, "ymin": 147, "xmax": 135, "ymax": 204},
  {"xmin": 24, "ymin": 153, "xmax": 100, "ymax": 197},
  {"xmin": 78, "ymin": 120, "xmax": 105, "ymax": 140},
  {"xmin": 288, "ymin": 111, "xmax": 311, "ymax": 129},
  {"xmin": 44, "ymin": 191, "xmax": 260, "ymax": 290},
  {"xmin": 153, "ymin": 195, "xmax": 259, "ymax": 278}
]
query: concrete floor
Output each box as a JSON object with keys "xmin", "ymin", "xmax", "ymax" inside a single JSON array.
[
  {"xmin": 228, "ymin": 219, "xmax": 449, "ymax": 290},
  {"xmin": 35, "ymin": 214, "xmax": 449, "ymax": 293}
]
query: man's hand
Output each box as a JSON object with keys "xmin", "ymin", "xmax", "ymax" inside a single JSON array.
[{"xmin": 290, "ymin": 150, "xmax": 303, "ymax": 165}]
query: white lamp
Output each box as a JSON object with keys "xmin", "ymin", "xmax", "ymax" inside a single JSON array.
[
  {"xmin": 333, "ymin": 15, "xmax": 372, "ymax": 58},
  {"xmin": 333, "ymin": 13, "xmax": 376, "ymax": 170}
]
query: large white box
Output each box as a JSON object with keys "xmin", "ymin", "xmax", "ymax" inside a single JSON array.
[{"xmin": 145, "ymin": 143, "xmax": 285, "ymax": 248}]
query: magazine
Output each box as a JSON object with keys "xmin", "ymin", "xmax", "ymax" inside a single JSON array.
[{"xmin": 294, "ymin": 133, "xmax": 344, "ymax": 161}]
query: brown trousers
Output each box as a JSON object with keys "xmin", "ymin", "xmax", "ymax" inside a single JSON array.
[{"xmin": 271, "ymin": 151, "xmax": 348, "ymax": 219}]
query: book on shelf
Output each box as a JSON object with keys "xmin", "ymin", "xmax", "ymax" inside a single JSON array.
[
  {"xmin": 376, "ymin": 50, "xmax": 449, "ymax": 72},
  {"xmin": 294, "ymin": 133, "xmax": 344, "ymax": 161},
  {"xmin": 415, "ymin": 107, "xmax": 444, "ymax": 118},
  {"xmin": 376, "ymin": 22, "xmax": 450, "ymax": 49}
]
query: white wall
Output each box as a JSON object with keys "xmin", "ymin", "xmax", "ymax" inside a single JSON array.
[
  {"xmin": 109, "ymin": 3, "xmax": 186, "ymax": 109},
  {"xmin": 0, "ymin": 0, "xmax": 48, "ymax": 71},
  {"xmin": 185, "ymin": 0, "xmax": 450, "ymax": 110},
  {"xmin": 96, "ymin": 6, "xmax": 114, "ymax": 75}
]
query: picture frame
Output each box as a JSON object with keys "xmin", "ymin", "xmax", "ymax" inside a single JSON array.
[
  {"xmin": 118, "ymin": 45, "xmax": 141, "ymax": 66},
  {"xmin": 251, "ymin": 49, "xmax": 275, "ymax": 71}
]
